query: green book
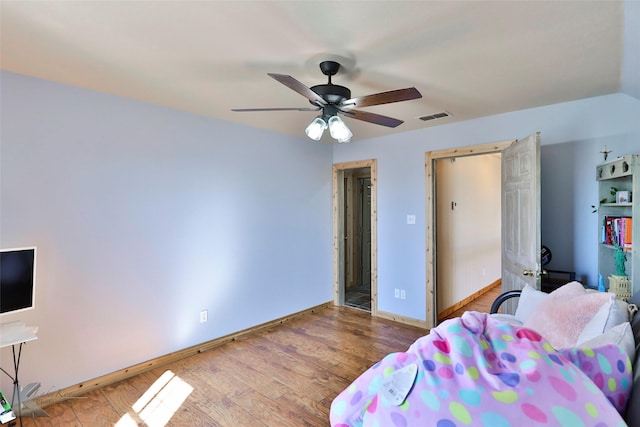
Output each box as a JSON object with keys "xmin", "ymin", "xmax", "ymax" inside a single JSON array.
[{"xmin": 0, "ymin": 391, "xmax": 16, "ymax": 424}]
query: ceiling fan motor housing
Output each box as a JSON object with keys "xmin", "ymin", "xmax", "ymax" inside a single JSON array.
[
  {"xmin": 310, "ymin": 60, "xmax": 351, "ymax": 104},
  {"xmin": 310, "ymin": 84, "xmax": 351, "ymax": 104}
]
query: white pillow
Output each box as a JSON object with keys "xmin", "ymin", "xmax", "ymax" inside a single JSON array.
[
  {"xmin": 514, "ymin": 284, "xmax": 548, "ymax": 322},
  {"xmin": 609, "ymin": 299, "xmax": 631, "ymax": 329},
  {"xmin": 490, "ymin": 313, "xmax": 524, "ymax": 326},
  {"xmin": 576, "ymin": 296, "xmax": 629, "ymax": 343},
  {"xmin": 577, "ymin": 322, "xmax": 635, "ymax": 362}
]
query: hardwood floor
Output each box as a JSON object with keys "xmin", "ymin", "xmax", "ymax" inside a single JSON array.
[
  {"xmin": 440, "ymin": 284, "xmax": 502, "ymax": 322},
  {"xmin": 18, "ymin": 292, "xmax": 499, "ymax": 426}
]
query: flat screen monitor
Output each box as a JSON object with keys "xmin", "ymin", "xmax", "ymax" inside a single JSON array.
[{"xmin": 0, "ymin": 247, "xmax": 36, "ymax": 316}]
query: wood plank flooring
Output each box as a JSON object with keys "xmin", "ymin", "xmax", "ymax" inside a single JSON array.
[
  {"xmin": 17, "ymin": 291, "xmax": 500, "ymax": 426},
  {"xmin": 440, "ymin": 284, "xmax": 502, "ymax": 322}
]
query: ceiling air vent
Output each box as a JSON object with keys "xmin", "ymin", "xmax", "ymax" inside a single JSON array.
[{"xmin": 418, "ymin": 111, "xmax": 452, "ymax": 122}]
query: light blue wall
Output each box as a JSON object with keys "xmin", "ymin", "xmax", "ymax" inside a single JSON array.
[
  {"xmin": 0, "ymin": 71, "xmax": 334, "ymax": 391},
  {"xmin": 2, "ymin": 68, "xmax": 640, "ymax": 394},
  {"xmin": 333, "ymin": 93, "xmax": 640, "ymax": 322}
]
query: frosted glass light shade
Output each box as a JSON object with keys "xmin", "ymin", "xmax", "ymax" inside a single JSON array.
[
  {"xmin": 305, "ymin": 117, "xmax": 327, "ymax": 141},
  {"xmin": 328, "ymin": 116, "xmax": 352, "ymax": 143}
]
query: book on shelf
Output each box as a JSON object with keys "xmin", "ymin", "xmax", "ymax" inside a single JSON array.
[{"xmin": 602, "ymin": 216, "xmax": 633, "ymax": 250}]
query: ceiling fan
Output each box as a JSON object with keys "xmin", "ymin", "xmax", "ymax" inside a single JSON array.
[{"xmin": 232, "ymin": 61, "xmax": 422, "ymax": 143}]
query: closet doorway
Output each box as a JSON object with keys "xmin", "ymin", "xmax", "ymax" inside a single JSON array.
[
  {"xmin": 425, "ymin": 135, "xmax": 540, "ymax": 327},
  {"xmin": 426, "ymin": 141, "xmax": 512, "ymax": 326},
  {"xmin": 333, "ymin": 160, "xmax": 377, "ymax": 314},
  {"xmin": 434, "ymin": 153, "xmax": 502, "ymax": 322}
]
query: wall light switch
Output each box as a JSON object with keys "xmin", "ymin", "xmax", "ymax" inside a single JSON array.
[
  {"xmin": 200, "ymin": 310, "xmax": 208, "ymax": 323},
  {"xmin": 407, "ymin": 215, "xmax": 416, "ymax": 225}
]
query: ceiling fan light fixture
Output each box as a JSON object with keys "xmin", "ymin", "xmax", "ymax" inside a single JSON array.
[
  {"xmin": 305, "ymin": 117, "xmax": 327, "ymax": 141},
  {"xmin": 232, "ymin": 61, "xmax": 422, "ymax": 142},
  {"xmin": 328, "ymin": 115, "xmax": 353, "ymax": 143}
]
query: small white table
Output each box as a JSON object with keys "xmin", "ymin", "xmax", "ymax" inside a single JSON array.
[{"xmin": 0, "ymin": 321, "xmax": 39, "ymax": 426}]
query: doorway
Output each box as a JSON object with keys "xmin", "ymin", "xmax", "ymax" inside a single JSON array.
[
  {"xmin": 425, "ymin": 141, "xmax": 513, "ymax": 327},
  {"xmin": 434, "ymin": 154, "xmax": 502, "ymax": 321},
  {"xmin": 333, "ymin": 160, "xmax": 377, "ymax": 314},
  {"xmin": 426, "ymin": 135, "xmax": 541, "ymax": 326}
]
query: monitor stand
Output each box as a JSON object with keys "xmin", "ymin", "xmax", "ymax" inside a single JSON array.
[{"xmin": 0, "ymin": 321, "xmax": 48, "ymax": 425}]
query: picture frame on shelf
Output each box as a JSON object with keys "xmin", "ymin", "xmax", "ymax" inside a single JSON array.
[{"xmin": 617, "ymin": 191, "xmax": 630, "ymax": 203}]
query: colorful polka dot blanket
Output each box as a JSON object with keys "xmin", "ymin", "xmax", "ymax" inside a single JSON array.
[{"xmin": 330, "ymin": 311, "xmax": 631, "ymax": 427}]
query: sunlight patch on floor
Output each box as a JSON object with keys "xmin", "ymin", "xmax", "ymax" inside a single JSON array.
[{"xmin": 115, "ymin": 370, "xmax": 193, "ymax": 427}]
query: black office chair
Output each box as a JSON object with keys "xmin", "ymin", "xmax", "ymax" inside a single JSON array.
[{"xmin": 490, "ymin": 290, "xmax": 522, "ymax": 314}]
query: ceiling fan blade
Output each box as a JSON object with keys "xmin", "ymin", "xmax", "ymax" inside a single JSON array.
[
  {"xmin": 268, "ymin": 73, "xmax": 327, "ymax": 106},
  {"xmin": 231, "ymin": 107, "xmax": 321, "ymax": 112},
  {"xmin": 341, "ymin": 109, "xmax": 404, "ymax": 128},
  {"xmin": 343, "ymin": 87, "xmax": 422, "ymax": 108}
]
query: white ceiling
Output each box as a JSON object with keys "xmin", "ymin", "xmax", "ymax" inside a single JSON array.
[{"xmin": 0, "ymin": 1, "xmax": 629, "ymax": 142}]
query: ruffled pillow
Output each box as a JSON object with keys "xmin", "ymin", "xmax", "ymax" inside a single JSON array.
[{"xmin": 524, "ymin": 282, "xmax": 612, "ymax": 348}]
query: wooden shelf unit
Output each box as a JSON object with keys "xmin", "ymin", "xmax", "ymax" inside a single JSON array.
[{"xmin": 596, "ymin": 154, "xmax": 640, "ymax": 296}]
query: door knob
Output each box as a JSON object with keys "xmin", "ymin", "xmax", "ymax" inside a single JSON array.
[{"xmin": 523, "ymin": 269, "xmax": 546, "ymax": 277}]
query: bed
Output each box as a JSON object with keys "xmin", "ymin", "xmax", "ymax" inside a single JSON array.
[{"xmin": 330, "ymin": 282, "xmax": 640, "ymax": 426}]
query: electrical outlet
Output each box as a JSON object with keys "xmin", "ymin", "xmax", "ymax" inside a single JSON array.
[
  {"xmin": 200, "ymin": 310, "xmax": 208, "ymax": 323},
  {"xmin": 407, "ymin": 215, "xmax": 416, "ymax": 225},
  {"xmin": 394, "ymin": 288, "xmax": 400, "ymax": 298},
  {"xmin": 400, "ymin": 290, "xmax": 406, "ymax": 300}
]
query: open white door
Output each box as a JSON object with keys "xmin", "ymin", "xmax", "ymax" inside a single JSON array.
[{"xmin": 501, "ymin": 132, "xmax": 541, "ymax": 314}]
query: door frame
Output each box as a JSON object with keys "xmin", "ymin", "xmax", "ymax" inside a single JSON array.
[
  {"xmin": 425, "ymin": 141, "xmax": 514, "ymax": 328},
  {"xmin": 333, "ymin": 159, "xmax": 378, "ymax": 316}
]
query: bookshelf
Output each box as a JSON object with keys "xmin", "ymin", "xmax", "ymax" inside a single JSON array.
[{"xmin": 596, "ymin": 154, "xmax": 640, "ymax": 299}]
